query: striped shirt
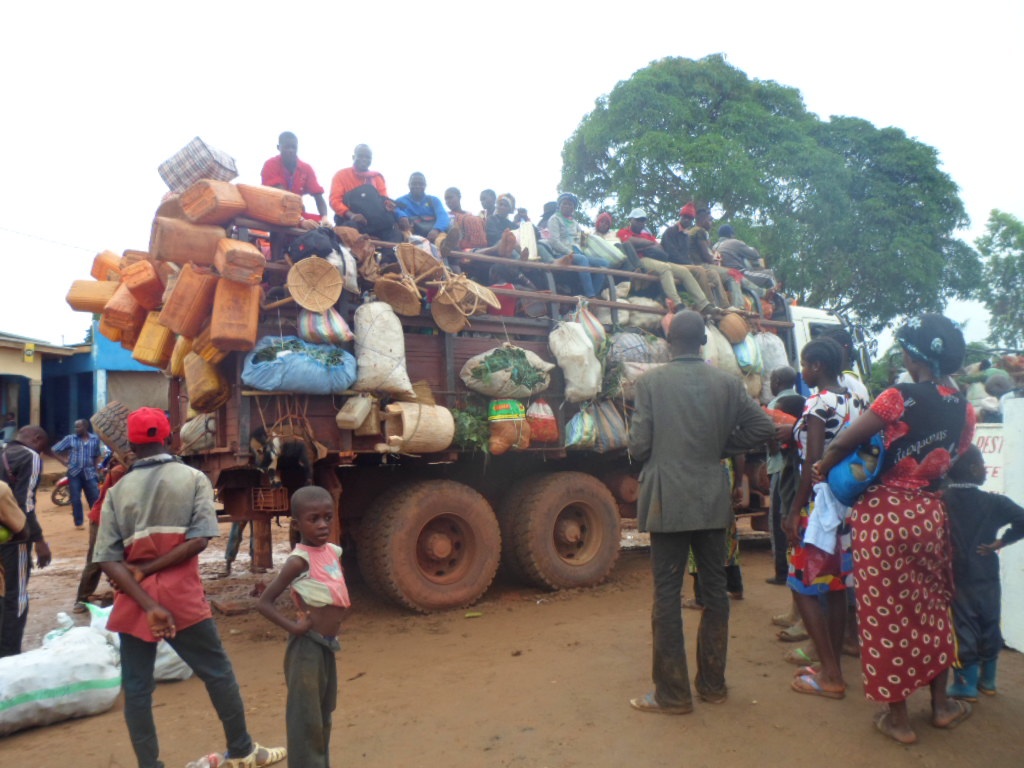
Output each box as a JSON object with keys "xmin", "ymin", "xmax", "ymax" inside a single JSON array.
[
  {"xmin": 93, "ymin": 455, "xmax": 220, "ymax": 641},
  {"xmin": 52, "ymin": 432, "xmax": 102, "ymax": 479}
]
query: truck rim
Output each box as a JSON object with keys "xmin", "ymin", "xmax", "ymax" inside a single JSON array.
[{"xmin": 416, "ymin": 513, "xmax": 474, "ymax": 584}]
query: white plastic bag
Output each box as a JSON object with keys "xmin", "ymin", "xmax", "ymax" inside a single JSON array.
[
  {"xmin": 87, "ymin": 603, "xmax": 193, "ymax": 682},
  {"xmin": 0, "ymin": 621, "xmax": 120, "ymax": 735},
  {"xmin": 460, "ymin": 344, "xmax": 554, "ymax": 399},
  {"xmin": 549, "ymin": 322, "xmax": 601, "ymax": 403},
  {"xmin": 702, "ymin": 324, "xmax": 741, "ymax": 377},
  {"xmin": 353, "ymin": 302, "xmax": 414, "ymax": 395}
]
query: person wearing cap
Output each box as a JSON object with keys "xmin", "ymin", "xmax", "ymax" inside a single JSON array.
[
  {"xmin": 713, "ymin": 224, "xmax": 775, "ymax": 301},
  {"xmin": 617, "ymin": 209, "xmax": 719, "ymax": 314},
  {"xmin": 541, "ymin": 193, "xmax": 610, "ymax": 298},
  {"xmin": 94, "ymin": 408, "xmax": 286, "ymax": 768},
  {"xmin": 0, "ymin": 425, "xmax": 51, "ymax": 657},
  {"xmin": 687, "ymin": 208, "xmax": 744, "ymax": 308}
]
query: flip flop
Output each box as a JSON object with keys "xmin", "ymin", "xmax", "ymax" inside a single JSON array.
[
  {"xmin": 874, "ymin": 710, "xmax": 918, "ymax": 745},
  {"xmin": 629, "ymin": 692, "xmax": 693, "ymax": 715},
  {"xmin": 772, "ymin": 612, "xmax": 798, "ymax": 628},
  {"xmin": 777, "ymin": 622, "xmax": 809, "ymax": 642},
  {"xmin": 793, "ymin": 665, "xmax": 820, "ymax": 677},
  {"xmin": 783, "ymin": 647, "xmax": 819, "ymax": 665},
  {"xmin": 932, "ymin": 699, "xmax": 973, "ymax": 730},
  {"xmin": 791, "ymin": 674, "xmax": 845, "ymax": 699}
]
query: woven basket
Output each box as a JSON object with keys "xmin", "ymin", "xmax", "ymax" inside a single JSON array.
[
  {"xmin": 430, "ymin": 300, "xmax": 470, "ymax": 334},
  {"xmin": 181, "ymin": 179, "xmax": 247, "ymax": 225},
  {"xmin": 374, "ymin": 273, "xmax": 422, "ymax": 316},
  {"xmin": 286, "ymin": 257, "xmax": 343, "ymax": 312},
  {"xmin": 237, "ymin": 184, "xmax": 304, "ymax": 227},
  {"xmin": 433, "ymin": 272, "xmax": 500, "ymax": 314},
  {"xmin": 395, "ymin": 243, "xmax": 444, "ymax": 282},
  {"xmin": 383, "ymin": 402, "xmax": 455, "ymax": 454},
  {"xmin": 66, "ymin": 280, "xmax": 119, "ymax": 314}
]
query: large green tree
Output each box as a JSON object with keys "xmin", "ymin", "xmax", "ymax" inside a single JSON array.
[
  {"xmin": 560, "ymin": 55, "xmax": 981, "ymax": 331},
  {"xmin": 975, "ymin": 210, "xmax": 1024, "ymax": 348}
]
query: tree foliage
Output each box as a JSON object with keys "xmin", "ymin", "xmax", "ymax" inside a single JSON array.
[
  {"xmin": 975, "ymin": 210, "xmax": 1024, "ymax": 349},
  {"xmin": 559, "ymin": 55, "xmax": 982, "ymax": 331}
]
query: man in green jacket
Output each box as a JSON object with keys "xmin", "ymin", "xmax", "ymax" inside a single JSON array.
[{"xmin": 628, "ymin": 311, "xmax": 775, "ymax": 714}]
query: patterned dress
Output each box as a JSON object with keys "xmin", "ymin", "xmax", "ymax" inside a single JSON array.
[
  {"xmin": 851, "ymin": 381, "xmax": 975, "ymax": 702},
  {"xmin": 787, "ymin": 389, "xmax": 868, "ymax": 594}
]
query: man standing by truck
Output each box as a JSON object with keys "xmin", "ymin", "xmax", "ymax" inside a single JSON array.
[{"xmin": 628, "ymin": 311, "xmax": 775, "ymax": 714}]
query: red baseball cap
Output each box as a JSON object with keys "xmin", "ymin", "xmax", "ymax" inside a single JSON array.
[
  {"xmin": 679, "ymin": 203, "xmax": 697, "ymax": 218},
  {"xmin": 127, "ymin": 407, "xmax": 171, "ymax": 444}
]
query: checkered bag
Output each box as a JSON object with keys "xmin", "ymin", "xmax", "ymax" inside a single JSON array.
[{"xmin": 158, "ymin": 136, "xmax": 238, "ymax": 192}]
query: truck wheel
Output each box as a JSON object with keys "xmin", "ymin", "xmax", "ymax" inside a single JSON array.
[
  {"xmin": 358, "ymin": 480, "xmax": 501, "ymax": 613},
  {"xmin": 90, "ymin": 401, "xmax": 132, "ymax": 460},
  {"xmin": 506, "ymin": 472, "xmax": 620, "ymax": 590}
]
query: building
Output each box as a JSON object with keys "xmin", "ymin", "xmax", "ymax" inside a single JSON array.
[{"xmin": 0, "ymin": 332, "xmax": 75, "ymax": 430}]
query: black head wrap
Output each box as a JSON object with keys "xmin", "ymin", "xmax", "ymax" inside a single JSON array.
[{"xmin": 896, "ymin": 313, "xmax": 965, "ymax": 376}]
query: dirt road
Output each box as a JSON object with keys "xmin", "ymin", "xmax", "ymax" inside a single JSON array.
[{"xmin": 4, "ymin": 492, "xmax": 1020, "ymax": 767}]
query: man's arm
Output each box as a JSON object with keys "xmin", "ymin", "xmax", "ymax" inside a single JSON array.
[
  {"xmin": 101, "ymin": 561, "xmax": 176, "ymax": 639},
  {"xmin": 723, "ymin": 384, "xmax": 775, "ymax": 454},
  {"xmin": 628, "ymin": 377, "xmax": 654, "ymax": 464},
  {"xmin": 130, "ymin": 538, "xmax": 209, "ymax": 581},
  {"xmin": 694, "ymin": 233, "xmax": 715, "ymax": 265},
  {"xmin": 312, "ymin": 193, "xmax": 329, "ymax": 219}
]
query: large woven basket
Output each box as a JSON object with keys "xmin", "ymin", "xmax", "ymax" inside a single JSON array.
[
  {"xmin": 374, "ymin": 273, "xmax": 422, "ymax": 316},
  {"xmin": 383, "ymin": 402, "xmax": 455, "ymax": 454},
  {"xmin": 430, "ymin": 300, "xmax": 470, "ymax": 334},
  {"xmin": 286, "ymin": 257, "xmax": 343, "ymax": 312},
  {"xmin": 395, "ymin": 242, "xmax": 444, "ymax": 282},
  {"xmin": 433, "ymin": 272, "xmax": 500, "ymax": 314}
]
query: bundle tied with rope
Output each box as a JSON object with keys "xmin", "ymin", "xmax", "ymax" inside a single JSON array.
[
  {"xmin": 430, "ymin": 267, "xmax": 501, "ymax": 334},
  {"xmin": 372, "ymin": 243, "xmax": 445, "ymax": 317}
]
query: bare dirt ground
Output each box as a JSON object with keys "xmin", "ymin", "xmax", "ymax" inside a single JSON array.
[{"xmin": 4, "ymin": 484, "xmax": 1021, "ymax": 768}]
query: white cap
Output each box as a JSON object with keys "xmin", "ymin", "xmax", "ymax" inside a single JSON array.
[{"xmin": 627, "ymin": 208, "xmax": 647, "ymax": 219}]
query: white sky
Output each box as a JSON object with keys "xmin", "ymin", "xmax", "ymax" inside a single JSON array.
[{"xmin": 2, "ymin": 0, "xmax": 1020, "ymax": 348}]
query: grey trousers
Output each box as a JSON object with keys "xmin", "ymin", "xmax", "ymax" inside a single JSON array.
[
  {"xmin": 650, "ymin": 529, "xmax": 729, "ymax": 708},
  {"xmin": 285, "ymin": 631, "xmax": 340, "ymax": 768}
]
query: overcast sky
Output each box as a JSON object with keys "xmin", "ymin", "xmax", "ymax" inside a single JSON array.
[{"xmin": 2, "ymin": 0, "xmax": 1020, "ymax": 348}]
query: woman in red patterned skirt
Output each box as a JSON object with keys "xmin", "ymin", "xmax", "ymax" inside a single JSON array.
[{"xmin": 815, "ymin": 314, "xmax": 975, "ymax": 745}]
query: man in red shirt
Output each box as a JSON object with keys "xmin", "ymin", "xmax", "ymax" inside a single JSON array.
[
  {"xmin": 260, "ymin": 132, "xmax": 329, "ymax": 221},
  {"xmin": 329, "ymin": 144, "xmax": 403, "ymax": 243},
  {"xmin": 95, "ymin": 409, "xmax": 285, "ymax": 768}
]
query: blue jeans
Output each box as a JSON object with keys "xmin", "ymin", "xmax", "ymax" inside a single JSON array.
[
  {"xmin": 569, "ymin": 247, "xmax": 609, "ymax": 298},
  {"xmin": 69, "ymin": 472, "xmax": 100, "ymax": 527},
  {"xmin": 120, "ymin": 619, "xmax": 253, "ymax": 768}
]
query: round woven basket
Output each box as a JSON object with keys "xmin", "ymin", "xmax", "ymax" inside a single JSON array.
[
  {"xmin": 374, "ymin": 273, "xmax": 422, "ymax": 316},
  {"xmin": 431, "ymin": 300, "xmax": 470, "ymax": 334},
  {"xmin": 434, "ymin": 273, "xmax": 500, "ymax": 314},
  {"xmin": 396, "ymin": 242, "xmax": 445, "ymax": 282},
  {"xmin": 287, "ymin": 256, "xmax": 343, "ymax": 312}
]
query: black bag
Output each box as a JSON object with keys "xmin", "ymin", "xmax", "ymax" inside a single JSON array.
[
  {"xmin": 286, "ymin": 227, "xmax": 344, "ymax": 262},
  {"xmin": 343, "ymin": 183, "xmax": 397, "ymax": 235}
]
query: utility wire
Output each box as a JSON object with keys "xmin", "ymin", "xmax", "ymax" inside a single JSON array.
[{"xmin": 0, "ymin": 224, "xmax": 96, "ymax": 253}]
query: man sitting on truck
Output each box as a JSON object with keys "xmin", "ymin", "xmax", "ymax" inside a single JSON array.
[
  {"xmin": 687, "ymin": 208, "xmax": 744, "ymax": 309},
  {"xmin": 329, "ymin": 144, "xmax": 404, "ymax": 243},
  {"xmin": 394, "ymin": 172, "xmax": 450, "ymax": 243},
  {"xmin": 261, "ymin": 131, "xmax": 329, "ymax": 223}
]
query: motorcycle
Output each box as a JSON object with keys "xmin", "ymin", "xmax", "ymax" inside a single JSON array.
[{"xmin": 51, "ymin": 466, "xmax": 108, "ymax": 507}]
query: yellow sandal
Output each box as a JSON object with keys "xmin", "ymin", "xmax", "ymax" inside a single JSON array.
[{"xmin": 222, "ymin": 743, "xmax": 287, "ymax": 768}]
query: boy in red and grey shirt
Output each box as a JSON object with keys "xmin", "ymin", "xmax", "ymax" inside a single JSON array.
[{"xmin": 94, "ymin": 408, "xmax": 285, "ymax": 768}]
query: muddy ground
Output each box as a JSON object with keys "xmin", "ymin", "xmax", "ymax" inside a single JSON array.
[{"xmin": 3, "ymin": 487, "xmax": 1020, "ymax": 768}]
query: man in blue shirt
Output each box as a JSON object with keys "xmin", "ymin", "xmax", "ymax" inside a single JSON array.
[
  {"xmin": 52, "ymin": 419, "xmax": 102, "ymax": 529},
  {"xmin": 394, "ymin": 172, "xmax": 450, "ymax": 243}
]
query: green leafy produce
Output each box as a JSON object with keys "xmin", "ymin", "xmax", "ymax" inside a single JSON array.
[
  {"xmin": 452, "ymin": 405, "xmax": 490, "ymax": 454},
  {"xmin": 470, "ymin": 346, "xmax": 546, "ymax": 391},
  {"xmin": 251, "ymin": 338, "xmax": 349, "ymax": 367}
]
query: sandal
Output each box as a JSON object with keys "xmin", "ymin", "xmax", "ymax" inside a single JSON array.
[
  {"xmin": 771, "ymin": 611, "xmax": 797, "ymax": 628},
  {"xmin": 793, "ymin": 665, "xmax": 820, "ymax": 677},
  {"xmin": 791, "ymin": 674, "xmax": 845, "ymax": 699},
  {"xmin": 874, "ymin": 710, "xmax": 918, "ymax": 745},
  {"xmin": 777, "ymin": 621, "xmax": 808, "ymax": 642},
  {"xmin": 783, "ymin": 647, "xmax": 819, "ymax": 665},
  {"xmin": 629, "ymin": 692, "xmax": 693, "ymax": 715},
  {"xmin": 223, "ymin": 743, "xmax": 287, "ymax": 768}
]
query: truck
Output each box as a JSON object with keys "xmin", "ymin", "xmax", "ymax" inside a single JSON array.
[{"xmin": 147, "ymin": 217, "xmax": 869, "ymax": 613}]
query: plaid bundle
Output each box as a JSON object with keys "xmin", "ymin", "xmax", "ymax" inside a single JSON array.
[{"xmin": 158, "ymin": 137, "xmax": 238, "ymax": 192}]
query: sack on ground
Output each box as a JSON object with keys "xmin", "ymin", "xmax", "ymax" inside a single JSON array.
[
  {"xmin": 242, "ymin": 336, "xmax": 357, "ymax": 394},
  {"xmin": 526, "ymin": 399, "xmax": 559, "ymax": 443},
  {"xmin": 353, "ymin": 302, "xmax": 414, "ymax": 395},
  {"xmin": 460, "ymin": 344, "xmax": 554, "ymax": 399},
  {"xmin": 86, "ymin": 604, "xmax": 192, "ymax": 681},
  {"xmin": 549, "ymin": 322, "xmax": 601, "ymax": 403},
  {"xmin": 0, "ymin": 623, "xmax": 120, "ymax": 736}
]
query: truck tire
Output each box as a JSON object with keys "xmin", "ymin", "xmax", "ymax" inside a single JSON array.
[
  {"xmin": 90, "ymin": 401, "xmax": 132, "ymax": 460},
  {"xmin": 358, "ymin": 480, "xmax": 501, "ymax": 613},
  {"xmin": 504, "ymin": 472, "xmax": 620, "ymax": 591}
]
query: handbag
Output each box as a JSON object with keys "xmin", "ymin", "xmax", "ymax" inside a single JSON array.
[{"xmin": 827, "ymin": 430, "xmax": 885, "ymax": 506}]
